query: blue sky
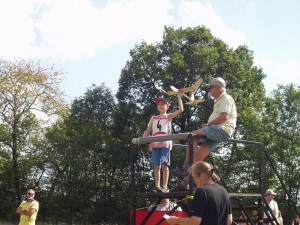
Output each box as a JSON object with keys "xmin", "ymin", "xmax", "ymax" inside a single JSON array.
[{"xmin": 1, "ymin": 0, "xmax": 299, "ymax": 102}]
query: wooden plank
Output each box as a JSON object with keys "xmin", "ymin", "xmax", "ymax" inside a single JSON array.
[
  {"xmin": 233, "ymin": 217, "xmax": 271, "ymax": 223},
  {"xmin": 134, "ymin": 191, "xmax": 189, "ymax": 199},
  {"xmin": 229, "ymin": 193, "xmax": 261, "ymax": 198},
  {"xmin": 232, "ymin": 205, "xmax": 258, "ymax": 210},
  {"xmin": 134, "ymin": 192, "xmax": 261, "ymax": 198}
]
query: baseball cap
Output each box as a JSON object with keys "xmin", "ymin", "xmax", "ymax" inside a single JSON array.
[
  {"xmin": 205, "ymin": 77, "xmax": 226, "ymax": 88},
  {"xmin": 265, "ymin": 189, "xmax": 276, "ymax": 196},
  {"xmin": 155, "ymin": 98, "xmax": 170, "ymax": 105}
]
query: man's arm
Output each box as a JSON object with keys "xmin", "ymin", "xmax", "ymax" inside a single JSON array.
[
  {"xmin": 274, "ymin": 202, "xmax": 279, "ymax": 218},
  {"xmin": 22, "ymin": 208, "xmax": 37, "ymax": 216},
  {"xmin": 16, "ymin": 206, "xmax": 36, "ymax": 216},
  {"xmin": 16, "ymin": 206, "xmax": 23, "ymax": 215}
]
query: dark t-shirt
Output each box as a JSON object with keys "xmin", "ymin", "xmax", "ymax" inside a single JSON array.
[{"xmin": 189, "ymin": 183, "xmax": 231, "ymax": 225}]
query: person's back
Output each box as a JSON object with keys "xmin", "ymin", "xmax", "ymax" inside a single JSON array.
[
  {"xmin": 165, "ymin": 161, "xmax": 232, "ymax": 225},
  {"xmin": 191, "ymin": 183, "xmax": 230, "ymax": 225}
]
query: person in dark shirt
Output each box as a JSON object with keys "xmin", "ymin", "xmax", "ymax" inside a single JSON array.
[{"xmin": 166, "ymin": 161, "xmax": 232, "ymax": 225}]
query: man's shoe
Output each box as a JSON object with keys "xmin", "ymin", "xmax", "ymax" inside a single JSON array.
[
  {"xmin": 170, "ymin": 184, "xmax": 189, "ymax": 192},
  {"xmin": 172, "ymin": 167, "xmax": 189, "ymax": 177}
]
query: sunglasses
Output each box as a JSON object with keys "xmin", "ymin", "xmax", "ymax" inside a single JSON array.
[
  {"xmin": 209, "ymin": 85, "xmax": 215, "ymax": 90},
  {"xmin": 27, "ymin": 193, "xmax": 34, "ymax": 195}
]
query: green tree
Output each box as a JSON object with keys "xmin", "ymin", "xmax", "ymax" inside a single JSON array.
[
  {"xmin": 44, "ymin": 84, "xmax": 130, "ymax": 224},
  {"xmin": 262, "ymin": 84, "xmax": 300, "ymax": 222},
  {"xmin": 0, "ymin": 58, "xmax": 66, "ymax": 219}
]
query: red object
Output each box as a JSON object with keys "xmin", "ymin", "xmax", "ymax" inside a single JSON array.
[
  {"xmin": 130, "ymin": 210, "xmax": 187, "ymax": 225},
  {"xmin": 155, "ymin": 98, "xmax": 170, "ymax": 105}
]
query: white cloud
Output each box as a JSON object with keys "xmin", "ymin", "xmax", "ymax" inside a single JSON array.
[
  {"xmin": 95, "ymin": 0, "xmax": 173, "ymax": 45},
  {"xmin": 0, "ymin": 0, "xmax": 247, "ymax": 61},
  {"xmin": 0, "ymin": 0, "xmax": 38, "ymax": 58},
  {"xmin": 177, "ymin": 1, "xmax": 247, "ymax": 49},
  {"xmin": 2, "ymin": 0, "xmax": 299, "ymax": 97},
  {"xmin": 176, "ymin": 1, "xmax": 300, "ymax": 93},
  {"xmin": 0, "ymin": 0, "xmax": 173, "ymax": 60},
  {"xmin": 255, "ymin": 54, "xmax": 300, "ymax": 93}
]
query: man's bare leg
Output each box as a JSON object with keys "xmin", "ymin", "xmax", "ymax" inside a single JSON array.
[
  {"xmin": 194, "ymin": 142, "xmax": 211, "ymax": 162},
  {"xmin": 180, "ymin": 143, "xmax": 212, "ymax": 185},
  {"xmin": 173, "ymin": 129, "xmax": 212, "ymax": 190}
]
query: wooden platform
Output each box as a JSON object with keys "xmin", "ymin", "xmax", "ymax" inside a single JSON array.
[
  {"xmin": 233, "ymin": 217, "xmax": 271, "ymax": 223},
  {"xmin": 134, "ymin": 191, "xmax": 189, "ymax": 199},
  {"xmin": 232, "ymin": 205, "xmax": 258, "ymax": 210}
]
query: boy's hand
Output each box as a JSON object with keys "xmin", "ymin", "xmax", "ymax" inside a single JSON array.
[{"xmin": 177, "ymin": 91, "xmax": 183, "ymax": 97}]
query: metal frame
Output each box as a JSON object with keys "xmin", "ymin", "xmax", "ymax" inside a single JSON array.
[{"xmin": 130, "ymin": 133, "xmax": 299, "ymax": 225}]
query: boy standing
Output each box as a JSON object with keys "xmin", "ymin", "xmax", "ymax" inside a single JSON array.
[{"xmin": 143, "ymin": 93, "xmax": 183, "ymax": 193}]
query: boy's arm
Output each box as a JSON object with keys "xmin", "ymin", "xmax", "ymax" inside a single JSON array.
[
  {"xmin": 143, "ymin": 118, "xmax": 153, "ymax": 137},
  {"xmin": 168, "ymin": 92, "xmax": 184, "ymax": 120}
]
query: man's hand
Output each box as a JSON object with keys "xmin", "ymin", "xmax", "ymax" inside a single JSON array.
[{"xmin": 22, "ymin": 209, "xmax": 29, "ymax": 215}]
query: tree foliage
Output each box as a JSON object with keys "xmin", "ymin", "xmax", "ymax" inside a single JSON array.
[
  {"xmin": 41, "ymin": 84, "xmax": 131, "ymax": 224},
  {"xmin": 262, "ymin": 84, "xmax": 300, "ymax": 218}
]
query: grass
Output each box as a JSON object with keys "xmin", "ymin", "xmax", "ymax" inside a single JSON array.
[{"xmin": 0, "ymin": 221, "xmax": 14, "ymax": 225}]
